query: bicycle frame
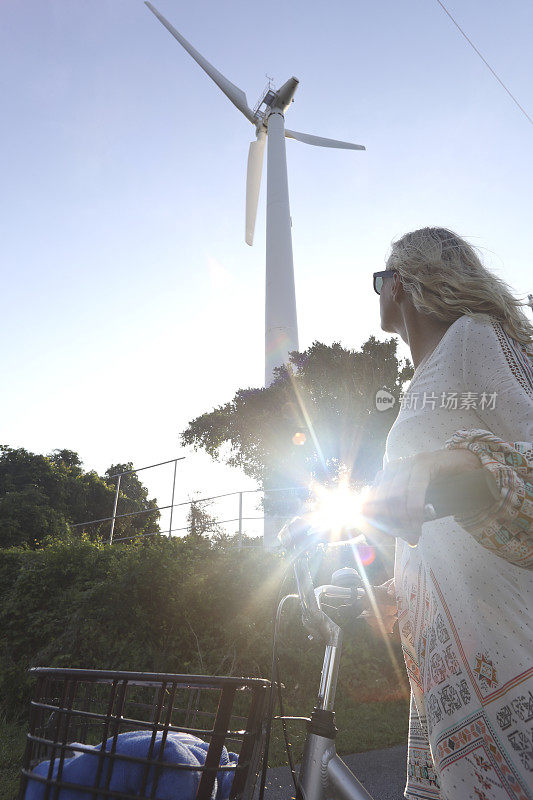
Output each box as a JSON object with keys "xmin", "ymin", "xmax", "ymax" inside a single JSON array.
[{"xmin": 290, "ymin": 553, "xmax": 374, "ymax": 800}]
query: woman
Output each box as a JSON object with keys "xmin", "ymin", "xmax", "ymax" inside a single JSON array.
[{"xmin": 362, "ymin": 227, "xmax": 533, "ymax": 800}]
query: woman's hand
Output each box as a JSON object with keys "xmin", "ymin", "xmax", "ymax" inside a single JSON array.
[
  {"xmin": 360, "ymin": 448, "xmax": 481, "ymax": 545},
  {"xmin": 359, "ymin": 578, "xmax": 397, "ymax": 635}
]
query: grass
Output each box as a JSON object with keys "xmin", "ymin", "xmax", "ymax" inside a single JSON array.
[
  {"xmin": 0, "ymin": 720, "xmax": 26, "ymax": 800},
  {"xmin": 2, "ymin": 697, "xmax": 409, "ymax": 800}
]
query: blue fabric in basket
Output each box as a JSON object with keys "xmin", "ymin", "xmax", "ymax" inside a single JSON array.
[{"xmin": 24, "ymin": 730, "xmax": 239, "ymax": 800}]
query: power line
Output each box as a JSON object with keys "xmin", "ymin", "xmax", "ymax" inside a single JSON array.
[{"xmin": 434, "ymin": 0, "xmax": 533, "ymax": 126}]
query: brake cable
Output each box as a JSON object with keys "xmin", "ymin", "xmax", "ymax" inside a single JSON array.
[
  {"xmin": 257, "ymin": 557, "xmax": 301, "ymax": 800},
  {"xmin": 274, "ymin": 596, "xmax": 300, "ymax": 792}
]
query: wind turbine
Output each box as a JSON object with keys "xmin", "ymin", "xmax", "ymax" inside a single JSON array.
[{"xmin": 144, "ymin": 2, "xmax": 365, "ymax": 385}]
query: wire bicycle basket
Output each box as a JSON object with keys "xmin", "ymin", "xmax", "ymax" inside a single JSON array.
[{"xmin": 19, "ymin": 668, "xmax": 270, "ymax": 800}]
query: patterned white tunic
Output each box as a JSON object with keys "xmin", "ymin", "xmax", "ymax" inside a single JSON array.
[{"xmin": 384, "ymin": 314, "xmax": 533, "ymax": 800}]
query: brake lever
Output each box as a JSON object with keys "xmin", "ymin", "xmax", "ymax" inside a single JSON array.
[
  {"xmin": 316, "ymin": 585, "xmax": 367, "ymax": 627},
  {"xmin": 315, "ymin": 585, "xmax": 355, "ymax": 604}
]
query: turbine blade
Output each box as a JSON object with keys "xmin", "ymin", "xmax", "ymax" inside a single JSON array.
[
  {"xmin": 285, "ymin": 128, "xmax": 365, "ymax": 150},
  {"xmin": 145, "ymin": 2, "xmax": 255, "ymax": 123},
  {"xmin": 245, "ymin": 132, "xmax": 266, "ymax": 246}
]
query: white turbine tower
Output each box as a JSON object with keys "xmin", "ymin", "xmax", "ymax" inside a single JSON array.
[{"xmin": 145, "ymin": 2, "xmax": 365, "ymax": 385}]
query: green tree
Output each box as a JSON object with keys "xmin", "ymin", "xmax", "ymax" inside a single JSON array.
[
  {"xmin": 181, "ymin": 338, "xmax": 413, "ymax": 489},
  {"xmin": 186, "ymin": 499, "xmax": 223, "ymax": 538},
  {"xmin": 0, "ymin": 447, "xmax": 160, "ymax": 548}
]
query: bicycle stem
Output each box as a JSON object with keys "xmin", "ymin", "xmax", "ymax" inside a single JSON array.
[
  {"xmin": 317, "ymin": 642, "xmax": 342, "ymax": 711},
  {"xmin": 292, "ymin": 553, "xmax": 374, "ymax": 800},
  {"xmin": 278, "ymin": 552, "xmax": 372, "ymax": 800},
  {"xmin": 293, "ymin": 553, "xmax": 343, "ymax": 711}
]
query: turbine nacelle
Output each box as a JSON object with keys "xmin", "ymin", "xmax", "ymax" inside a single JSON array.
[
  {"xmin": 252, "ymin": 78, "xmax": 298, "ymax": 124},
  {"xmin": 271, "ymin": 77, "xmax": 299, "ymax": 113}
]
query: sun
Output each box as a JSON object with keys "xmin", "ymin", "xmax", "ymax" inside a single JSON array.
[{"xmin": 307, "ymin": 473, "xmax": 371, "ymax": 545}]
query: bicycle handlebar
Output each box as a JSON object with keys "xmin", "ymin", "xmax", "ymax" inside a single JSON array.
[
  {"xmin": 279, "ymin": 467, "xmax": 500, "ymax": 552},
  {"xmin": 282, "ymin": 467, "xmax": 501, "ymax": 642}
]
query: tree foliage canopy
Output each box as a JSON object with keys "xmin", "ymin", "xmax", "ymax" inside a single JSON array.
[
  {"xmin": 0, "ymin": 446, "xmax": 159, "ymax": 548},
  {"xmin": 181, "ymin": 338, "xmax": 412, "ymax": 488}
]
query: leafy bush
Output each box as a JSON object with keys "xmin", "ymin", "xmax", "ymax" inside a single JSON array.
[{"xmin": 0, "ymin": 535, "xmax": 407, "ymax": 723}]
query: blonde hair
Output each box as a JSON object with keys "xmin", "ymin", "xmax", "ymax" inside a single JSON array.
[{"xmin": 386, "ymin": 227, "xmax": 533, "ymax": 345}]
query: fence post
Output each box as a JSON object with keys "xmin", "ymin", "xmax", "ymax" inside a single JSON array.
[
  {"xmin": 109, "ymin": 474, "xmax": 122, "ymax": 544},
  {"xmin": 238, "ymin": 492, "xmax": 243, "ymax": 550},
  {"xmin": 168, "ymin": 459, "xmax": 177, "ymax": 538}
]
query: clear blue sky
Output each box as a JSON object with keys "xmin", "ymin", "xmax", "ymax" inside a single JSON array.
[{"xmin": 2, "ymin": 0, "xmax": 532, "ymax": 532}]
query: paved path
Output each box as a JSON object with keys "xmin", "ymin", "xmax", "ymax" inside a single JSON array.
[{"xmin": 260, "ymin": 744, "xmax": 407, "ymax": 800}]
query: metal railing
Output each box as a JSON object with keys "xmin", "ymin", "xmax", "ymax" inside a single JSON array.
[
  {"xmin": 70, "ymin": 457, "xmax": 186, "ymax": 544},
  {"xmin": 70, "ymin": 456, "xmax": 302, "ymax": 549}
]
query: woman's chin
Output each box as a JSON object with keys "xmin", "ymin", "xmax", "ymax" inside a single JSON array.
[{"xmin": 380, "ymin": 316, "xmax": 393, "ymax": 333}]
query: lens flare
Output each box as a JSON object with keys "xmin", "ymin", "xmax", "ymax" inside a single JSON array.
[
  {"xmin": 355, "ymin": 542, "xmax": 376, "ymax": 566},
  {"xmin": 292, "ymin": 431, "xmax": 306, "ymax": 446},
  {"xmin": 308, "ymin": 474, "xmax": 371, "ymax": 545}
]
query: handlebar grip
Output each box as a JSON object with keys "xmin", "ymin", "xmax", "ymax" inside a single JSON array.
[{"xmin": 424, "ymin": 468, "xmax": 500, "ymax": 520}]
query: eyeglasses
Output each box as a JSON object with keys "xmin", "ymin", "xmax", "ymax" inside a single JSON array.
[{"xmin": 373, "ymin": 270, "xmax": 396, "ymax": 295}]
